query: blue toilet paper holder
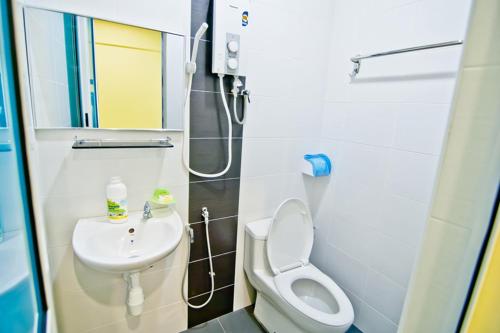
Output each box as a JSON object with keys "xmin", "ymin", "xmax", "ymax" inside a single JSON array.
[{"xmin": 302, "ymin": 154, "xmax": 332, "ymax": 177}]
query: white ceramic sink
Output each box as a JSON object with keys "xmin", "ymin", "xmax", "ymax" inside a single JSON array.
[{"xmin": 72, "ymin": 209, "xmax": 183, "ymax": 273}]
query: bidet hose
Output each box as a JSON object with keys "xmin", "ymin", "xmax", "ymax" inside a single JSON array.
[
  {"xmin": 232, "ymin": 94, "xmax": 248, "ymax": 125},
  {"xmin": 182, "ymin": 23, "xmax": 233, "ymax": 178},
  {"xmin": 181, "ymin": 210, "xmax": 215, "ymax": 309}
]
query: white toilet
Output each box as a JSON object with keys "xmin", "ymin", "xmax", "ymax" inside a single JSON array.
[{"xmin": 244, "ymin": 198, "xmax": 354, "ymax": 333}]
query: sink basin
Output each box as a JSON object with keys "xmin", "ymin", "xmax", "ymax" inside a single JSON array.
[{"xmin": 72, "ymin": 209, "xmax": 183, "ymax": 273}]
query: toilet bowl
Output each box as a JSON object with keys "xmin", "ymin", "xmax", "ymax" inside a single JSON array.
[{"xmin": 244, "ymin": 198, "xmax": 354, "ymax": 333}]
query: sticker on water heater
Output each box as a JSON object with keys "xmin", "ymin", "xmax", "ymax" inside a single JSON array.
[{"xmin": 242, "ymin": 11, "xmax": 249, "ymax": 26}]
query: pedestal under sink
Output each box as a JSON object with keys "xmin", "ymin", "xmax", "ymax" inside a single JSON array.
[{"xmin": 72, "ymin": 209, "xmax": 183, "ymax": 315}]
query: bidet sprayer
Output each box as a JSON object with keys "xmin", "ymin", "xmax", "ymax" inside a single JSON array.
[{"xmin": 201, "ymin": 207, "xmax": 210, "ymax": 222}]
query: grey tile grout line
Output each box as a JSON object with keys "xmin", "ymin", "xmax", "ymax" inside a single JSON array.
[
  {"xmin": 189, "ymin": 215, "xmax": 239, "ymax": 225},
  {"xmin": 188, "ymin": 283, "xmax": 234, "ymax": 300},
  {"xmin": 189, "ymin": 137, "xmax": 244, "ymax": 140},
  {"xmin": 189, "ymin": 176, "xmax": 241, "ymax": 184},
  {"xmin": 191, "ymin": 89, "xmax": 244, "ymax": 95},
  {"xmin": 217, "ymin": 318, "xmax": 227, "ymax": 333},
  {"xmin": 189, "ymin": 250, "xmax": 236, "ymax": 264}
]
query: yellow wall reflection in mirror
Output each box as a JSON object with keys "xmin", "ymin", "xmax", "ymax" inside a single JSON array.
[{"xmin": 93, "ymin": 19, "xmax": 162, "ymax": 129}]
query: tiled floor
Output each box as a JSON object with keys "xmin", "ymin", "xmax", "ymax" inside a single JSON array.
[{"xmin": 182, "ymin": 306, "xmax": 363, "ymax": 333}]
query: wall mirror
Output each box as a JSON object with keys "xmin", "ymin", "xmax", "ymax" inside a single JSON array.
[{"xmin": 22, "ymin": 7, "xmax": 186, "ymax": 131}]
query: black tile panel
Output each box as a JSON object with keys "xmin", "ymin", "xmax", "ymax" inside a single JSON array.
[
  {"xmin": 190, "ymin": 91, "xmax": 244, "ymax": 138},
  {"xmin": 189, "ymin": 178, "xmax": 240, "ymax": 223},
  {"xmin": 189, "ymin": 138, "xmax": 242, "ymax": 182},
  {"xmin": 191, "ymin": 0, "xmax": 213, "ymax": 41},
  {"xmin": 188, "ymin": 252, "xmax": 236, "ymax": 298},
  {"xmin": 188, "ymin": 285, "xmax": 235, "ymax": 328},
  {"xmin": 189, "ymin": 0, "xmax": 245, "ymax": 328},
  {"xmin": 190, "ymin": 216, "xmax": 238, "ymax": 262}
]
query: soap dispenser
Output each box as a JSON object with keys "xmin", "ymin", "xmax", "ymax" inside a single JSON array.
[{"xmin": 106, "ymin": 176, "xmax": 128, "ymax": 223}]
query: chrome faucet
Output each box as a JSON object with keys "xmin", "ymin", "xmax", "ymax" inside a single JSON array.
[{"xmin": 143, "ymin": 201, "xmax": 153, "ymax": 221}]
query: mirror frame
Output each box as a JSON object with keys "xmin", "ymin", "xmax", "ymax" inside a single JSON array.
[{"xmin": 15, "ymin": 4, "xmax": 189, "ymax": 132}]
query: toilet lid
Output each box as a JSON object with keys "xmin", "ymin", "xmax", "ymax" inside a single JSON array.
[{"xmin": 266, "ymin": 198, "xmax": 314, "ymax": 275}]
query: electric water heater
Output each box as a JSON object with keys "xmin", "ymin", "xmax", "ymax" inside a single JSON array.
[{"xmin": 212, "ymin": 0, "xmax": 250, "ymax": 77}]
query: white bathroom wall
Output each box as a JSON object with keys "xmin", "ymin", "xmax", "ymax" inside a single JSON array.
[
  {"xmin": 399, "ymin": 0, "xmax": 500, "ymax": 331},
  {"xmin": 13, "ymin": 1, "xmax": 192, "ymax": 332},
  {"xmin": 309, "ymin": 0, "xmax": 472, "ymax": 332},
  {"xmin": 233, "ymin": 0, "xmax": 333, "ymax": 310},
  {"xmin": 35, "ymin": 130, "xmax": 190, "ymax": 333}
]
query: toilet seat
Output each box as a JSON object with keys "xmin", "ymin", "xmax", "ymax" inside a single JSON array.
[
  {"xmin": 264, "ymin": 198, "xmax": 353, "ymax": 329},
  {"xmin": 266, "ymin": 198, "xmax": 314, "ymax": 275},
  {"xmin": 274, "ymin": 265, "xmax": 354, "ymax": 327}
]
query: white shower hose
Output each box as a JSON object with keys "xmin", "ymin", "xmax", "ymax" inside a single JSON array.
[
  {"xmin": 182, "ymin": 72, "xmax": 233, "ymax": 178},
  {"xmin": 182, "ymin": 207, "xmax": 215, "ymax": 309},
  {"xmin": 182, "ymin": 23, "xmax": 248, "ymax": 179},
  {"xmin": 232, "ymin": 89, "xmax": 248, "ymax": 125}
]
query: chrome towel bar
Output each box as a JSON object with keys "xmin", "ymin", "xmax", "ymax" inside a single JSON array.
[{"xmin": 350, "ymin": 40, "xmax": 463, "ymax": 78}]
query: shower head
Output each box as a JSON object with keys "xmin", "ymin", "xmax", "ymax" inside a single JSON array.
[
  {"xmin": 190, "ymin": 23, "xmax": 209, "ymax": 65},
  {"xmin": 194, "ymin": 22, "xmax": 209, "ymax": 42}
]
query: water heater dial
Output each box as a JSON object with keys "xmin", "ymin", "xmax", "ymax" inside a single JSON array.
[
  {"xmin": 227, "ymin": 40, "xmax": 239, "ymax": 53},
  {"xmin": 227, "ymin": 58, "xmax": 239, "ymax": 70}
]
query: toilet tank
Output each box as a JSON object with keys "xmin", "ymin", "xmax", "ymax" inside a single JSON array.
[{"xmin": 244, "ymin": 218, "xmax": 272, "ymax": 278}]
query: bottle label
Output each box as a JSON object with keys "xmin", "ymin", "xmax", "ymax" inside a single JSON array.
[{"xmin": 107, "ymin": 199, "xmax": 128, "ymax": 221}]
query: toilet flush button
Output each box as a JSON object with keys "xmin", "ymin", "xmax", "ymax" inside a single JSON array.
[
  {"xmin": 227, "ymin": 40, "xmax": 239, "ymax": 53},
  {"xmin": 227, "ymin": 58, "xmax": 239, "ymax": 70}
]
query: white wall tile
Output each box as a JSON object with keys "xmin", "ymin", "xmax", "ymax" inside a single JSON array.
[
  {"xmin": 385, "ymin": 150, "xmax": 439, "ymax": 203},
  {"xmin": 363, "ymin": 269, "xmax": 406, "ymax": 323},
  {"xmin": 356, "ymin": 301, "xmax": 398, "ymax": 333},
  {"xmin": 334, "ymin": 142, "xmax": 389, "ymax": 188},
  {"xmin": 86, "ymin": 301, "xmax": 187, "ymax": 333},
  {"xmin": 374, "ymin": 192, "xmax": 428, "ymax": 248},
  {"xmin": 240, "ymin": 139, "xmax": 288, "ymax": 178},
  {"xmin": 341, "ymin": 103, "xmax": 397, "ymax": 147},
  {"xmin": 238, "ymin": 174, "xmax": 282, "ymax": 222},
  {"xmin": 343, "ymin": 289, "xmax": 365, "ymax": 328},
  {"xmin": 319, "ymin": 245, "xmax": 367, "ymax": 296},
  {"xmin": 368, "ymin": 232, "xmax": 417, "ymax": 288},
  {"xmin": 326, "ymin": 216, "xmax": 373, "ymax": 264},
  {"xmin": 330, "ymin": 177, "xmax": 383, "ymax": 228},
  {"xmin": 321, "ymin": 103, "xmax": 347, "ymax": 140},
  {"xmin": 394, "ymin": 103, "xmax": 450, "ymax": 155}
]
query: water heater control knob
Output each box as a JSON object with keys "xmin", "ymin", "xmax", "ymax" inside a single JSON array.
[
  {"xmin": 227, "ymin": 40, "xmax": 239, "ymax": 53},
  {"xmin": 227, "ymin": 58, "xmax": 238, "ymax": 70}
]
